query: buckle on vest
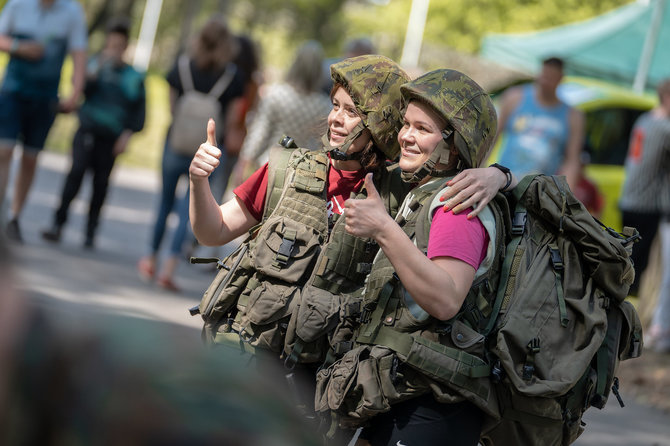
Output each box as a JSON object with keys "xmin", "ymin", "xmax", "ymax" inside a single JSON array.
[
  {"xmin": 512, "ymin": 212, "xmax": 527, "ymax": 235},
  {"xmin": 275, "ymin": 232, "xmax": 296, "ymax": 267},
  {"xmin": 356, "ymin": 263, "xmax": 372, "ymax": 274},
  {"xmin": 360, "ymin": 303, "xmax": 376, "ymax": 324},
  {"xmin": 344, "ymin": 301, "xmax": 361, "ymax": 318}
]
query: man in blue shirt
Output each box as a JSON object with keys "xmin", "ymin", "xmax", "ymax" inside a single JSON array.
[
  {"xmin": 41, "ymin": 19, "xmax": 145, "ymax": 249},
  {"xmin": 0, "ymin": 0, "xmax": 88, "ymax": 243},
  {"xmin": 495, "ymin": 57, "xmax": 584, "ymax": 189}
]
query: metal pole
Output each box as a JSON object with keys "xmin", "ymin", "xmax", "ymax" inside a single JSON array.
[
  {"xmin": 633, "ymin": 0, "xmax": 665, "ymax": 93},
  {"xmin": 400, "ymin": 0, "xmax": 430, "ymax": 68},
  {"xmin": 133, "ymin": 0, "xmax": 164, "ymax": 72}
]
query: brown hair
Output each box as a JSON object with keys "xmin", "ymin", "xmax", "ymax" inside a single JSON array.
[
  {"xmin": 190, "ymin": 16, "xmax": 238, "ymax": 71},
  {"xmin": 330, "ymin": 83, "xmax": 386, "ymax": 174}
]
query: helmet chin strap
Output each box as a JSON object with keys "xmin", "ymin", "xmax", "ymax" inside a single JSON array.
[
  {"xmin": 401, "ymin": 129, "xmax": 458, "ymax": 183},
  {"xmin": 322, "ymin": 121, "xmax": 367, "ymax": 161}
]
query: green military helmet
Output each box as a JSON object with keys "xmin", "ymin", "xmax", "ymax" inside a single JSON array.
[
  {"xmin": 400, "ymin": 69, "xmax": 497, "ymax": 172},
  {"xmin": 329, "ymin": 55, "xmax": 410, "ymax": 160}
]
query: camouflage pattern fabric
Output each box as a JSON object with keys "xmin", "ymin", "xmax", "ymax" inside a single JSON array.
[
  {"xmin": 400, "ymin": 69, "xmax": 497, "ymax": 168},
  {"xmin": 330, "ymin": 55, "xmax": 410, "ymax": 160}
]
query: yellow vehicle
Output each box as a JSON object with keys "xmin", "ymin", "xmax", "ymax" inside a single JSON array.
[{"xmin": 488, "ymin": 76, "xmax": 657, "ymax": 230}]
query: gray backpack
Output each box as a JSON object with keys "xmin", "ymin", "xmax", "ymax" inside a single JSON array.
[
  {"xmin": 169, "ymin": 55, "xmax": 236, "ymax": 156},
  {"xmin": 479, "ymin": 174, "xmax": 643, "ymax": 446}
]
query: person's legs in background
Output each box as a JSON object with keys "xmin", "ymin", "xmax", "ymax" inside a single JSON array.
[
  {"xmin": 6, "ymin": 97, "xmax": 58, "ymax": 243},
  {"xmin": 649, "ymin": 218, "xmax": 670, "ymax": 352},
  {"xmin": 137, "ymin": 143, "xmax": 191, "ymax": 282},
  {"xmin": 85, "ymin": 134, "xmax": 117, "ymax": 248},
  {"xmin": 42, "ymin": 128, "xmax": 92, "ymax": 243},
  {"xmin": 0, "ymin": 92, "xmax": 22, "ymax": 229},
  {"xmin": 622, "ymin": 210, "xmax": 661, "ymax": 295}
]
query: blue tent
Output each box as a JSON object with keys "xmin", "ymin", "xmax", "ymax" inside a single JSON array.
[{"xmin": 480, "ymin": 0, "xmax": 670, "ymax": 92}]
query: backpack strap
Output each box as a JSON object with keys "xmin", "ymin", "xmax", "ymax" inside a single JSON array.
[
  {"xmin": 481, "ymin": 174, "xmax": 537, "ymax": 336},
  {"xmin": 208, "ymin": 63, "xmax": 237, "ymax": 98},
  {"xmin": 177, "ymin": 54, "xmax": 195, "ymax": 92}
]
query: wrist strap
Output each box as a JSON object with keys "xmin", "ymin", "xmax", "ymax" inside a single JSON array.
[{"xmin": 490, "ymin": 163, "xmax": 512, "ymax": 191}]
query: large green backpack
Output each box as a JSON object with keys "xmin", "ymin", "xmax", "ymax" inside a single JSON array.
[{"xmin": 480, "ymin": 174, "xmax": 643, "ymax": 446}]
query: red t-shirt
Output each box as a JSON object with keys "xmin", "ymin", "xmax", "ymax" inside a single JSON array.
[
  {"xmin": 233, "ymin": 160, "xmax": 366, "ymax": 222},
  {"xmin": 426, "ymin": 208, "xmax": 489, "ymax": 270}
]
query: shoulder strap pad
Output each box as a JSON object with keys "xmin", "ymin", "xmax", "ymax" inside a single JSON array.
[{"xmin": 263, "ymin": 145, "xmax": 297, "ymax": 221}]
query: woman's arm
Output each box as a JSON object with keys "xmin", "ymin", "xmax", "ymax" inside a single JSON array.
[
  {"xmin": 344, "ymin": 174, "xmax": 474, "ymax": 320},
  {"xmin": 190, "ymin": 119, "xmax": 258, "ymax": 246}
]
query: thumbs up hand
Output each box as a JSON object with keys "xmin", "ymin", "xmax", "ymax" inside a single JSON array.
[
  {"xmin": 189, "ymin": 118, "xmax": 222, "ymax": 180},
  {"xmin": 344, "ymin": 173, "xmax": 392, "ymax": 239}
]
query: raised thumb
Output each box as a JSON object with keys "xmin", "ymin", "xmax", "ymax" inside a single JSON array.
[
  {"xmin": 206, "ymin": 118, "xmax": 217, "ymax": 146},
  {"xmin": 364, "ymin": 173, "xmax": 379, "ymax": 199}
]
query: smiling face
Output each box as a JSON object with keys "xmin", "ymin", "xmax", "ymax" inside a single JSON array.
[
  {"xmin": 398, "ymin": 100, "xmax": 450, "ymax": 173},
  {"xmin": 328, "ymin": 86, "xmax": 370, "ymax": 154}
]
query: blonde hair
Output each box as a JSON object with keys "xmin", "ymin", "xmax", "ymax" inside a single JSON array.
[{"xmin": 190, "ymin": 16, "xmax": 238, "ymax": 71}]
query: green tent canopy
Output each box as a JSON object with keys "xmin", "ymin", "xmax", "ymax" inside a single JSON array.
[{"xmin": 480, "ymin": 0, "xmax": 670, "ymax": 91}]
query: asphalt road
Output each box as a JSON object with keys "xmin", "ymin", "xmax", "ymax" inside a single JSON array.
[{"xmin": 6, "ymin": 150, "xmax": 670, "ymax": 445}]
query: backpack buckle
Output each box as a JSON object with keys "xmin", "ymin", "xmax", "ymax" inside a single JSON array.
[
  {"xmin": 549, "ymin": 246, "xmax": 564, "ymax": 271},
  {"xmin": 512, "ymin": 212, "xmax": 527, "ymax": 235}
]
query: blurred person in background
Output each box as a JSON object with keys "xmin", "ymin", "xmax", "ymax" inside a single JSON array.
[
  {"xmin": 0, "ymin": 0, "xmax": 87, "ymax": 243},
  {"xmin": 137, "ymin": 16, "xmax": 245, "ymax": 292},
  {"xmin": 230, "ymin": 40, "xmax": 331, "ymax": 188},
  {"xmin": 210, "ymin": 33, "xmax": 262, "ymax": 202},
  {"xmin": 620, "ymin": 78, "xmax": 670, "ymax": 304},
  {"xmin": 572, "ymin": 151, "xmax": 604, "ymax": 219},
  {"xmin": 320, "ymin": 37, "xmax": 376, "ymax": 95},
  {"xmin": 495, "ymin": 57, "xmax": 584, "ymax": 188},
  {"xmin": 41, "ymin": 18, "xmax": 146, "ymax": 249}
]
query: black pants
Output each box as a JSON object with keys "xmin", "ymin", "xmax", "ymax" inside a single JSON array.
[
  {"xmin": 360, "ymin": 394, "xmax": 483, "ymax": 446},
  {"xmin": 54, "ymin": 128, "xmax": 118, "ymax": 238},
  {"xmin": 622, "ymin": 210, "xmax": 662, "ymax": 295}
]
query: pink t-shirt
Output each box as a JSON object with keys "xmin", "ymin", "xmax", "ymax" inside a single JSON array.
[{"xmin": 426, "ymin": 208, "xmax": 489, "ymax": 270}]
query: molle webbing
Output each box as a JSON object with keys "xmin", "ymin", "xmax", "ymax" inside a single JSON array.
[{"xmin": 270, "ymin": 150, "xmax": 330, "ymax": 235}]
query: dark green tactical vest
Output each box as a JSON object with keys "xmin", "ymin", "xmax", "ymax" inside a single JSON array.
[
  {"xmin": 314, "ymin": 176, "xmax": 506, "ymax": 431},
  {"xmin": 195, "ymin": 143, "xmax": 412, "ymax": 366}
]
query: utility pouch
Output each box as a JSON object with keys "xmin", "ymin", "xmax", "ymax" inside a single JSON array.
[
  {"xmin": 198, "ymin": 244, "xmax": 252, "ymax": 322},
  {"xmin": 234, "ymin": 276, "xmax": 300, "ymax": 353},
  {"xmin": 251, "ymin": 216, "xmax": 322, "ymax": 283}
]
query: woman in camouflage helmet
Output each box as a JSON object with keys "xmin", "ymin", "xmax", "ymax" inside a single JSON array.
[{"xmin": 316, "ymin": 69, "xmax": 516, "ymax": 446}]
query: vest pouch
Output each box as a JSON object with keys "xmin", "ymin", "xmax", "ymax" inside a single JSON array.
[
  {"xmin": 251, "ymin": 216, "xmax": 322, "ymax": 283},
  {"xmin": 284, "ymin": 284, "xmax": 340, "ymax": 364},
  {"xmin": 199, "ymin": 244, "xmax": 253, "ymax": 323},
  {"xmin": 235, "ymin": 277, "xmax": 300, "ymax": 353},
  {"xmin": 315, "ymin": 345, "xmax": 396, "ymax": 428}
]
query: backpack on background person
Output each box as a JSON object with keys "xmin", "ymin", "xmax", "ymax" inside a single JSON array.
[{"xmin": 169, "ymin": 54, "xmax": 236, "ymax": 156}]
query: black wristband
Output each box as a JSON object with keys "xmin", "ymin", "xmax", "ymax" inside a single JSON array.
[{"xmin": 489, "ymin": 163, "xmax": 512, "ymax": 192}]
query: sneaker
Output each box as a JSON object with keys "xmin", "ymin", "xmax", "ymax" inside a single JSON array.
[
  {"xmin": 137, "ymin": 257, "xmax": 156, "ymax": 282},
  {"xmin": 41, "ymin": 224, "xmax": 62, "ymax": 243},
  {"xmin": 157, "ymin": 276, "xmax": 181, "ymax": 293},
  {"xmin": 6, "ymin": 219, "xmax": 23, "ymax": 243}
]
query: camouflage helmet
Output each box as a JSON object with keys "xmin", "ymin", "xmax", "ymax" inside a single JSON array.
[
  {"xmin": 400, "ymin": 69, "xmax": 497, "ymax": 169},
  {"xmin": 330, "ymin": 55, "xmax": 410, "ymax": 159}
]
